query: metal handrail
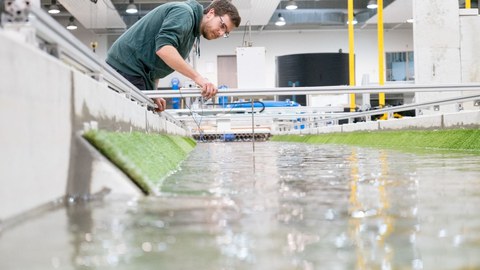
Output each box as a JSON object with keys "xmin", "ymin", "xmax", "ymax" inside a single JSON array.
[
  {"xmin": 166, "ymin": 92, "xmax": 480, "ymax": 134},
  {"xmin": 148, "ymin": 84, "xmax": 480, "ymax": 130},
  {"xmin": 314, "ymin": 93, "xmax": 480, "ymax": 125},
  {"xmin": 144, "ymin": 83, "xmax": 480, "ymax": 98},
  {"xmin": 29, "ymin": 7, "xmax": 155, "ymax": 109},
  {"xmin": 171, "ymin": 94, "xmax": 480, "ymax": 121}
]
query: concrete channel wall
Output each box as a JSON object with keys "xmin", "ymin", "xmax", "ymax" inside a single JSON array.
[
  {"xmin": 281, "ymin": 110, "xmax": 480, "ymax": 135},
  {"xmin": 0, "ymin": 30, "xmax": 188, "ymax": 222}
]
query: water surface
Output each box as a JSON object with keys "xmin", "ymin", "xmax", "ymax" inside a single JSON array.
[{"xmin": 1, "ymin": 142, "xmax": 480, "ymax": 269}]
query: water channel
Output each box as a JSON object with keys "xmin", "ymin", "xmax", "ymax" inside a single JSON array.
[{"xmin": 1, "ymin": 141, "xmax": 480, "ymax": 269}]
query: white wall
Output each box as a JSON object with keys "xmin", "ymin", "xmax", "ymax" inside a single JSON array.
[{"xmin": 197, "ymin": 28, "xmax": 413, "ymax": 88}]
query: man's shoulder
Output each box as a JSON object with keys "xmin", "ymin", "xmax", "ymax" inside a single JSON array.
[
  {"xmin": 155, "ymin": 1, "xmax": 196, "ymax": 13},
  {"xmin": 155, "ymin": 1, "xmax": 198, "ymax": 24}
]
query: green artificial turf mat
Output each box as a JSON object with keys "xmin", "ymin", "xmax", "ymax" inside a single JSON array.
[
  {"xmin": 271, "ymin": 129, "xmax": 480, "ymax": 152},
  {"xmin": 83, "ymin": 130, "xmax": 196, "ymax": 194}
]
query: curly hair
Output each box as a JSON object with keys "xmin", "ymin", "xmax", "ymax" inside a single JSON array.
[{"xmin": 204, "ymin": 0, "xmax": 241, "ymax": 27}]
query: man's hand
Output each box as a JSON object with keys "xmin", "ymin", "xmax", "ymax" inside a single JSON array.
[
  {"xmin": 201, "ymin": 82, "xmax": 218, "ymax": 100},
  {"xmin": 156, "ymin": 46, "xmax": 217, "ymax": 100},
  {"xmin": 195, "ymin": 77, "xmax": 217, "ymax": 100},
  {"xmin": 153, "ymin": 98, "xmax": 166, "ymax": 112}
]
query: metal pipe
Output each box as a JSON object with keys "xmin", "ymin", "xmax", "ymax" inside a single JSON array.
[
  {"xmin": 307, "ymin": 93, "xmax": 480, "ymax": 125},
  {"xmin": 30, "ymin": 7, "xmax": 156, "ymax": 109},
  {"xmin": 181, "ymin": 94, "xmax": 480, "ymax": 132},
  {"xmin": 144, "ymin": 83, "xmax": 480, "ymax": 98},
  {"xmin": 251, "ymin": 99, "xmax": 255, "ymax": 152}
]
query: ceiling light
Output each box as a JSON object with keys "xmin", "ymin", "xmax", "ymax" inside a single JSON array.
[
  {"xmin": 367, "ymin": 0, "xmax": 378, "ymax": 9},
  {"xmin": 126, "ymin": 0, "xmax": 138, "ymax": 14},
  {"xmin": 406, "ymin": 18, "xmax": 415, "ymax": 23},
  {"xmin": 275, "ymin": 13, "xmax": 286, "ymax": 26},
  {"xmin": 48, "ymin": 0, "xmax": 60, "ymax": 14},
  {"xmin": 285, "ymin": 0, "xmax": 298, "ymax": 10},
  {"xmin": 66, "ymin": 16, "xmax": 77, "ymax": 30}
]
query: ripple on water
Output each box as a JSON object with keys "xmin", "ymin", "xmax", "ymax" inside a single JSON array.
[{"xmin": 1, "ymin": 142, "xmax": 480, "ymax": 269}]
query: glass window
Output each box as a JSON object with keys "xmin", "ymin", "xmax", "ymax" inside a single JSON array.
[{"xmin": 386, "ymin": 51, "xmax": 414, "ymax": 82}]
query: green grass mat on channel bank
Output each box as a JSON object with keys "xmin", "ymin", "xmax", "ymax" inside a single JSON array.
[
  {"xmin": 271, "ymin": 129, "xmax": 480, "ymax": 152},
  {"xmin": 83, "ymin": 130, "xmax": 196, "ymax": 194}
]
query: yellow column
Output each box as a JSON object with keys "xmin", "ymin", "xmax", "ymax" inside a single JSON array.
[
  {"xmin": 466, "ymin": 0, "xmax": 471, "ymax": 9},
  {"xmin": 348, "ymin": 0, "xmax": 356, "ymax": 112},
  {"xmin": 378, "ymin": 0, "xmax": 386, "ymax": 120}
]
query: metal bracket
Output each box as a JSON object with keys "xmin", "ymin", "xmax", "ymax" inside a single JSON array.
[
  {"xmin": 41, "ymin": 43, "xmax": 60, "ymax": 58},
  {"xmin": 1, "ymin": 0, "xmax": 31, "ymax": 26},
  {"xmin": 457, "ymin": 103, "xmax": 464, "ymax": 111},
  {"xmin": 88, "ymin": 72, "xmax": 104, "ymax": 82}
]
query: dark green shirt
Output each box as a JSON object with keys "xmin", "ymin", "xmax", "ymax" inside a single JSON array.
[{"xmin": 106, "ymin": 0, "xmax": 203, "ymax": 90}]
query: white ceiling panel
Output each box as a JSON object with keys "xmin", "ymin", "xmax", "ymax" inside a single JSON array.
[
  {"xmin": 58, "ymin": 0, "xmax": 126, "ymax": 29},
  {"xmin": 233, "ymin": 0, "xmax": 281, "ymax": 26}
]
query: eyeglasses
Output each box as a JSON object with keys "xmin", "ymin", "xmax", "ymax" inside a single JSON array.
[{"xmin": 219, "ymin": 16, "xmax": 230, "ymax": 38}]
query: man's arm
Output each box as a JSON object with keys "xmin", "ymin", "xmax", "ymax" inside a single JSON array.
[{"xmin": 156, "ymin": 45, "xmax": 217, "ymax": 99}]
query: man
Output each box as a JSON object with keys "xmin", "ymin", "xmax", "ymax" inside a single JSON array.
[{"xmin": 106, "ymin": 0, "xmax": 241, "ymax": 112}]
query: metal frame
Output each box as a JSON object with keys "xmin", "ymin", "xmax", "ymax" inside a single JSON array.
[{"xmin": 161, "ymin": 84, "xmax": 480, "ymax": 135}]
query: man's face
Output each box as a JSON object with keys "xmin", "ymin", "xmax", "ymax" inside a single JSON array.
[{"xmin": 201, "ymin": 9, "xmax": 235, "ymax": 40}]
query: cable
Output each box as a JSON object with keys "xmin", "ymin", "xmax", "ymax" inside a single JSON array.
[
  {"xmin": 203, "ymin": 101, "xmax": 266, "ymax": 113},
  {"xmin": 174, "ymin": 91, "xmax": 266, "ymax": 142},
  {"xmin": 241, "ymin": 20, "xmax": 251, "ymax": 47},
  {"xmin": 177, "ymin": 88, "xmax": 207, "ymax": 142}
]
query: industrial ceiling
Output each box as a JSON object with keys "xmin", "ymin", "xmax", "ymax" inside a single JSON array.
[{"xmin": 40, "ymin": 0, "xmax": 414, "ymax": 35}]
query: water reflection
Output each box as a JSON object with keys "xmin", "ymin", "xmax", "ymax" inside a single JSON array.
[
  {"xmin": 1, "ymin": 142, "xmax": 480, "ymax": 269},
  {"xmin": 348, "ymin": 149, "xmax": 407, "ymax": 270}
]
